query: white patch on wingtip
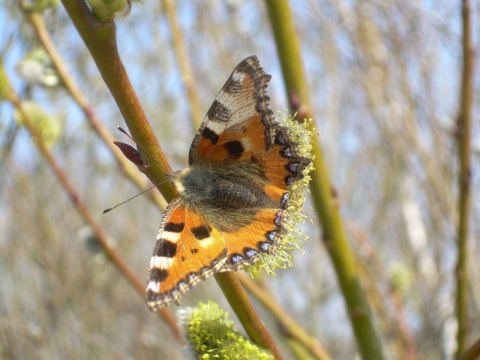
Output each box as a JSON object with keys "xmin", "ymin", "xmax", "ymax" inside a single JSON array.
[
  {"xmin": 206, "ymin": 120, "xmax": 225, "ymax": 134},
  {"xmin": 158, "ymin": 230, "xmax": 182, "ymax": 243},
  {"xmin": 150, "ymin": 256, "xmax": 175, "ymax": 269},
  {"xmin": 232, "ymin": 70, "xmax": 247, "ymax": 82},
  {"xmin": 146, "ymin": 280, "xmax": 160, "ymax": 293}
]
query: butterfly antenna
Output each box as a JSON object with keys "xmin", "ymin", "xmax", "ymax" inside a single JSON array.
[
  {"xmin": 103, "ymin": 126, "xmax": 171, "ymax": 214},
  {"xmin": 102, "ymin": 185, "xmax": 157, "ymax": 213}
]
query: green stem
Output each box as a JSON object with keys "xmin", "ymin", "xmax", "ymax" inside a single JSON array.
[
  {"xmin": 60, "ymin": 0, "xmax": 176, "ymax": 201},
  {"xmin": 455, "ymin": 0, "xmax": 474, "ymax": 355},
  {"xmin": 265, "ymin": 1, "xmax": 384, "ymax": 358}
]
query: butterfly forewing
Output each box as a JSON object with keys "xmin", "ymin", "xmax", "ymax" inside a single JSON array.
[{"xmin": 189, "ymin": 56, "xmax": 274, "ymax": 165}]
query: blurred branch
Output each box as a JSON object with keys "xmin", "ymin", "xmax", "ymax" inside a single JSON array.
[
  {"xmin": 350, "ymin": 225, "xmax": 416, "ymax": 359},
  {"xmin": 455, "ymin": 0, "xmax": 474, "ymax": 355},
  {"xmin": 60, "ymin": 0, "xmax": 177, "ymax": 201},
  {"xmin": 2, "ymin": 80, "xmax": 182, "ymax": 342},
  {"xmin": 264, "ymin": 1, "xmax": 385, "ymax": 359},
  {"xmin": 18, "ymin": 3, "xmax": 167, "ymax": 210},
  {"xmin": 458, "ymin": 336, "xmax": 480, "ymax": 360},
  {"xmin": 238, "ymin": 274, "xmax": 331, "ymax": 360},
  {"xmin": 161, "ymin": 0, "xmax": 203, "ymax": 130}
]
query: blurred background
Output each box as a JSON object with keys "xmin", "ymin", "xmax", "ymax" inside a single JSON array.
[{"xmin": 0, "ymin": 1, "xmax": 479, "ymax": 359}]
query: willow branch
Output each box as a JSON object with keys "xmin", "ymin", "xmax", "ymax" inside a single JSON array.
[
  {"xmin": 4, "ymin": 86, "xmax": 181, "ymax": 341},
  {"xmin": 20, "ymin": 5, "xmax": 166, "ymax": 210},
  {"xmin": 455, "ymin": 0, "xmax": 474, "ymax": 355},
  {"xmin": 60, "ymin": 0, "xmax": 177, "ymax": 201},
  {"xmin": 265, "ymin": 0, "xmax": 384, "ymax": 358},
  {"xmin": 458, "ymin": 336, "xmax": 480, "ymax": 360},
  {"xmin": 161, "ymin": 0, "xmax": 203, "ymax": 130}
]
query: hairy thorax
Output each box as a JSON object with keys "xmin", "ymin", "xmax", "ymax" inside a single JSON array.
[{"xmin": 170, "ymin": 164, "xmax": 276, "ymax": 211}]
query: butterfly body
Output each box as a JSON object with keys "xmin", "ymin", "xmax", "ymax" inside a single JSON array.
[{"xmin": 146, "ymin": 56, "xmax": 310, "ymax": 310}]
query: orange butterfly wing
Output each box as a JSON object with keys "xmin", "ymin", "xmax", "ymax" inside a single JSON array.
[
  {"xmin": 146, "ymin": 199, "xmax": 227, "ymax": 310},
  {"xmin": 189, "ymin": 56, "xmax": 309, "ymax": 202},
  {"xmin": 146, "ymin": 56, "xmax": 309, "ymax": 310}
]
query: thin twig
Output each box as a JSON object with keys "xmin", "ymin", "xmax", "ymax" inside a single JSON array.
[
  {"xmin": 238, "ymin": 273, "xmax": 331, "ymax": 360},
  {"xmin": 161, "ymin": 0, "xmax": 203, "ymax": 130},
  {"xmin": 6, "ymin": 89, "xmax": 182, "ymax": 342}
]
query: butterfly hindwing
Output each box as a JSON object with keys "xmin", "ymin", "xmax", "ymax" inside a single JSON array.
[
  {"xmin": 146, "ymin": 199, "xmax": 227, "ymax": 309},
  {"xmin": 219, "ymin": 208, "xmax": 286, "ymax": 271}
]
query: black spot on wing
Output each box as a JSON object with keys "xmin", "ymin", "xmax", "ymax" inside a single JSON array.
[
  {"xmin": 284, "ymin": 159, "xmax": 309, "ymax": 186},
  {"xmin": 285, "ymin": 175, "xmax": 295, "ymax": 186},
  {"xmin": 155, "ymin": 240, "xmax": 177, "ymax": 258},
  {"xmin": 224, "ymin": 140, "xmax": 244, "ymax": 158},
  {"xmin": 223, "ymin": 77, "xmax": 243, "ymax": 94},
  {"xmin": 207, "ymin": 100, "xmax": 231, "ymax": 122},
  {"xmin": 149, "ymin": 268, "xmax": 168, "ymax": 283},
  {"xmin": 164, "ymin": 222, "xmax": 185, "ymax": 233},
  {"xmin": 191, "ymin": 225, "xmax": 212, "ymax": 240},
  {"xmin": 227, "ymin": 248, "xmax": 259, "ymax": 266},
  {"xmin": 202, "ymin": 127, "xmax": 220, "ymax": 145}
]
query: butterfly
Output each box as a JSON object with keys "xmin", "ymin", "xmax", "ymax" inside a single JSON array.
[{"xmin": 146, "ymin": 56, "xmax": 310, "ymax": 311}]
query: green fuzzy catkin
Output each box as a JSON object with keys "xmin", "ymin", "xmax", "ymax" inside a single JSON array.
[
  {"xmin": 13, "ymin": 101, "xmax": 62, "ymax": 146},
  {"xmin": 178, "ymin": 301, "xmax": 274, "ymax": 360},
  {"xmin": 0, "ymin": 61, "xmax": 13, "ymax": 101},
  {"xmin": 87, "ymin": 0, "xmax": 128, "ymax": 21}
]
